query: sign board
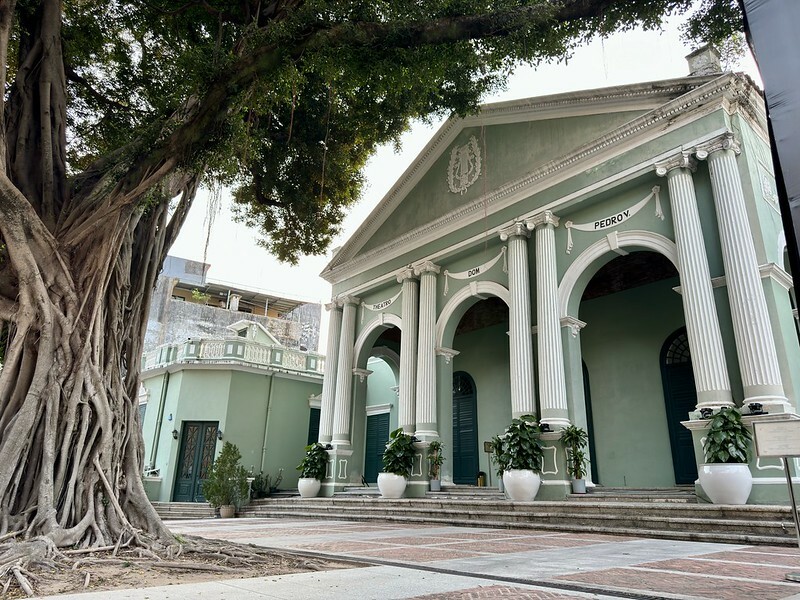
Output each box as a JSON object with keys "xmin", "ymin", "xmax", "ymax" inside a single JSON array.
[
  {"xmin": 483, "ymin": 441, "xmax": 494, "ymax": 453},
  {"xmin": 753, "ymin": 421, "xmax": 800, "ymax": 458}
]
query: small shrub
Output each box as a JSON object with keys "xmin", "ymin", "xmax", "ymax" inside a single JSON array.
[
  {"xmin": 296, "ymin": 443, "xmax": 329, "ymax": 480},
  {"xmin": 382, "ymin": 428, "xmax": 417, "ymax": 478},
  {"xmin": 703, "ymin": 406, "xmax": 751, "ymax": 464}
]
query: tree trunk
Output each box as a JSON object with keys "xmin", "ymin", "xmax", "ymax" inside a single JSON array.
[{"xmin": 0, "ymin": 175, "xmax": 197, "ymax": 550}]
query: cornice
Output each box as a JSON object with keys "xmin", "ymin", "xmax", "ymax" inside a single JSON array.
[{"xmin": 322, "ymin": 74, "xmax": 757, "ymax": 285}]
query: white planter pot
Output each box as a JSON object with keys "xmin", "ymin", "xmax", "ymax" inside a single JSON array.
[
  {"xmin": 698, "ymin": 463, "xmax": 753, "ymax": 505},
  {"xmin": 430, "ymin": 479, "xmax": 441, "ymax": 492},
  {"xmin": 377, "ymin": 472, "xmax": 407, "ymax": 498},
  {"xmin": 502, "ymin": 469, "xmax": 541, "ymax": 502},
  {"xmin": 571, "ymin": 478, "xmax": 587, "ymax": 494},
  {"xmin": 298, "ymin": 477, "xmax": 321, "ymax": 498},
  {"xmin": 219, "ymin": 504, "xmax": 236, "ymax": 518}
]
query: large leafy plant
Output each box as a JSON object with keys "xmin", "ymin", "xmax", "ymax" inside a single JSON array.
[
  {"xmin": 559, "ymin": 425, "xmax": 589, "ymax": 480},
  {"xmin": 201, "ymin": 442, "xmax": 250, "ymax": 508},
  {"xmin": 297, "ymin": 443, "xmax": 330, "ymax": 480},
  {"xmin": 382, "ymin": 428, "xmax": 418, "ymax": 478},
  {"xmin": 703, "ymin": 407, "xmax": 752, "ymax": 464},
  {"xmin": 498, "ymin": 415, "xmax": 544, "ymax": 472}
]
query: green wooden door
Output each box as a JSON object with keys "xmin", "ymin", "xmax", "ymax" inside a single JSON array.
[
  {"xmin": 452, "ymin": 372, "xmax": 478, "ymax": 485},
  {"xmin": 173, "ymin": 421, "xmax": 219, "ymax": 502},
  {"xmin": 364, "ymin": 413, "xmax": 390, "ymax": 483},
  {"xmin": 307, "ymin": 408, "xmax": 321, "ymax": 446},
  {"xmin": 660, "ymin": 329, "xmax": 699, "ymax": 485}
]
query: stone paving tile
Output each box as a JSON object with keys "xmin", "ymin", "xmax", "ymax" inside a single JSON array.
[
  {"xmin": 369, "ymin": 535, "xmax": 463, "ymax": 546},
  {"xmin": 288, "ymin": 540, "xmax": 398, "ymax": 553},
  {"xmin": 698, "ymin": 550, "xmax": 800, "ymax": 567},
  {"xmin": 437, "ymin": 541, "xmax": 550, "ymax": 554},
  {"xmin": 494, "ymin": 536, "xmax": 610, "ymax": 548},
  {"xmin": 346, "ymin": 546, "xmax": 485, "ymax": 562},
  {"xmin": 556, "ymin": 566, "xmax": 796, "ymax": 600},
  {"xmin": 737, "ymin": 547, "xmax": 800, "ymax": 557},
  {"xmin": 436, "ymin": 532, "xmax": 533, "ymax": 540},
  {"xmin": 408, "ymin": 585, "xmax": 585, "ymax": 599},
  {"xmin": 636, "ymin": 557, "xmax": 794, "ymax": 582}
]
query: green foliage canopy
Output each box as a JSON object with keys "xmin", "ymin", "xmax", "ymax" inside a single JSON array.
[{"xmin": 43, "ymin": 0, "xmax": 742, "ymax": 262}]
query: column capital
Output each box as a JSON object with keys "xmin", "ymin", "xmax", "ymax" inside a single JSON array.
[
  {"xmin": 352, "ymin": 368, "xmax": 373, "ymax": 383},
  {"xmin": 325, "ymin": 298, "xmax": 344, "ymax": 311},
  {"xmin": 655, "ymin": 151, "xmax": 697, "ymax": 177},
  {"xmin": 560, "ymin": 315, "xmax": 587, "ymax": 338},
  {"xmin": 526, "ymin": 210, "xmax": 560, "ymax": 230},
  {"xmin": 413, "ymin": 261, "xmax": 441, "ymax": 276},
  {"xmin": 695, "ymin": 132, "xmax": 741, "ymax": 160},
  {"xmin": 339, "ymin": 295, "xmax": 361, "ymax": 306},
  {"xmin": 499, "ymin": 221, "xmax": 530, "ymax": 241},
  {"xmin": 396, "ymin": 266, "xmax": 419, "ymax": 283}
]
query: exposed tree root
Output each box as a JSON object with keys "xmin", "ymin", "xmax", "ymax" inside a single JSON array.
[{"xmin": 0, "ymin": 533, "xmax": 346, "ymax": 597}]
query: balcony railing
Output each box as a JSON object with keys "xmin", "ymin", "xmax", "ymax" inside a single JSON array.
[{"xmin": 141, "ymin": 338, "xmax": 325, "ymax": 376}]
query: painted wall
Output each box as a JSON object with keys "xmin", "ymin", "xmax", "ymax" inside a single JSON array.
[{"xmin": 579, "ymin": 275, "xmax": 686, "ymax": 487}]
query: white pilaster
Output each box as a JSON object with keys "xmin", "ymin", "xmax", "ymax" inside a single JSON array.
[
  {"xmin": 656, "ymin": 153, "xmax": 733, "ymax": 409},
  {"xmin": 697, "ymin": 134, "xmax": 789, "ymax": 411},
  {"xmin": 499, "ymin": 222, "xmax": 537, "ymax": 418},
  {"xmin": 527, "ymin": 211, "xmax": 569, "ymax": 428},
  {"xmin": 397, "ymin": 268, "xmax": 419, "ymax": 433},
  {"xmin": 332, "ymin": 296, "xmax": 359, "ymax": 446},
  {"xmin": 318, "ymin": 299, "xmax": 343, "ymax": 443},
  {"xmin": 414, "ymin": 261, "xmax": 440, "ymax": 440}
]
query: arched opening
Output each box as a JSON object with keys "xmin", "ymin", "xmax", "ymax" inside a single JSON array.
[
  {"xmin": 444, "ymin": 296, "xmax": 512, "ymax": 486},
  {"xmin": 660, "ymin": 327, "xmax": 699, "ymax": 485},
  {"xmin": 578, "ymin": 250, "xmax": 685, "ymax": 487}
]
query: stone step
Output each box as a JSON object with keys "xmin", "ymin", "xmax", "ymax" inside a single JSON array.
[
  {"xmin": 236, "ymin": 497, "xmax": 799, "ymax": 546},
  {"xmin": 334, "ymin": 487, "xmax": 381, "ymax": 497},
  {"xmin": 152, "ymin": 502, "xmax": 215, "ymax": 519}
]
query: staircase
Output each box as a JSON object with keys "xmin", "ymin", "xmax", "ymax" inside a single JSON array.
[
  {"xmin": 570, "ymin": 486, "xmax": 698, "ymax": 503},
  {"xmin": 152, "ymin": 502, "xmax": 215, "ymax": 519},
  {"xmin": 236, "ymin": 494, "xmax": 800, "ymax": 546}
]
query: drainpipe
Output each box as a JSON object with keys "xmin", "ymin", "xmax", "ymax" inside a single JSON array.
[
  {"xmin": 259, "ymin": 373, "xmax": 275, "ymax": 473},
  {"xmin": 149, "ymin": 371, "xmax": 170, "ymax": 469}
]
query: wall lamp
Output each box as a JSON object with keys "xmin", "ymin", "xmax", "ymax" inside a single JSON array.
[
  {"xmin": 217, "ymin": 430, "xmax": 224, "ymax": 441},
  {"xmin": 171, "ymin": 429, "xmax": 179, "ymax": 440}
]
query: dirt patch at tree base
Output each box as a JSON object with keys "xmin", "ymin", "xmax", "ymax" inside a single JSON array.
[{"xmin": 2, "ymin": 539, "xmax": 358, "ymax": 598}]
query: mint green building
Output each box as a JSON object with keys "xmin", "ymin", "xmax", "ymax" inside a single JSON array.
[
  {"xmin": 318, "ymin": 52, "xmax": 800, "ymax": 503},
  {"xmin": 140, "ymin": 320, "xmax": 324, "ymax": 502}
]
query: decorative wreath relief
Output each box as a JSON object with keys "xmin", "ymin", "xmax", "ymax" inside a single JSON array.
[{"xmin": 447, "ymin": 135, "xmax": 482, "ymax": 194}]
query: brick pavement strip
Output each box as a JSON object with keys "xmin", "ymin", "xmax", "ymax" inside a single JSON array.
[
  {"xmin": 407, "ymin": 585, "xmax": 590, "ymax": 599},
  {"xmin": 347, "ymin": 546, "xmax": 485, "ymax": 562},
  {"xmin": 636, "ymin": 557, "xmax": 797, "ymax": 582},
  {"xmin": 556, "ymin": 566, "xmax": 798, "ymax": 600},
  {"xmin": 698, "ymin": 550, "xmax": 800, "ymax": 567}
]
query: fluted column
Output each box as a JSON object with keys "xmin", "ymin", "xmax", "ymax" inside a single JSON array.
[
  {"xmin": 414, "ymin": 261, "xmax": 440, "ymax": 440},
  {"xmin": 697, "ymin": 134, "xmax": 788, "ymax": 410},
  {"xmin": 318, "ymin": 299, "xmax": 343, "ymax": 443},
  {"xmin": 527, "ymin": 211, "xmax": 569, "ymax": 427},
  {"xmin": 397, "ymin": 268, "xmax": 419, "ymax": 433},
  {"xmin": 332, "ymin": 296, "xmax": 359, "ymax": 446},
  {"xmin": 499, "ymin": 222, "xmax": 536, "ymax": 418},
  {"xmin": 656, "ymin": 153, "xmax": 733, "ymax": 409}
]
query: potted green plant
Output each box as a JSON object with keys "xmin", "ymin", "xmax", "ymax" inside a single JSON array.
[
  {"xmin": 427, "ymin": 440, "xmax": 444, "ymax": 492},
  {"xmin": 498, "ymin": 415, "xmax": 544, "ymax": 502},
  {"xmin": 698, "ymin": 406, "xmax": 753, "ymax": 504},
  {"xmin": 490, "ymin": 435, "xmax": 507, "ymax": 493},
  {"xmin": 559, "ymin": 424, "xmax": 589, "ymax": 494},
  {"xmin": 296, "ymin": 443, "xmax": 329, "ymax": 498},
  {"xmin": 201, "ymin": 442, "xmax": 250, "ymax": 517},
  {"xmin": 378, "ymin": 428, "xmax": 417, "ymax": 498}
]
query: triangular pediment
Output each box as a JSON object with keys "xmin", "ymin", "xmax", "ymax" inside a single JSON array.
[{"xmin": 322, "ymin": 74, "xmax": 732, "ymax": 283}]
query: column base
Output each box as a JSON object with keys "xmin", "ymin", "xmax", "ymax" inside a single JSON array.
[
  {"xmin": 743, "ymin": 394, "xmax": 792, "ymax": 414},
  {"xmin": 511, "ymin": 411, "xmax": 537, "ymax": 420},
  {"xmin": 413, "ymin": 428, "xmax": 439, "ymax": 443},
  {"xmin": 539, "ymin": 416, "xmax": 571, "ymax": 430}
]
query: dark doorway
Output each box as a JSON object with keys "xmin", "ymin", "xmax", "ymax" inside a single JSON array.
[
  {"xmin": 307, "ymin": 407, "xmax": 321, "ymax": 446},
  {"xmin": 582, "ymin": 362, "xmax": 599, "ymax": 485},
  {"xmin": 364, "ymin": 412, "xmax": 390, "ymax": 483},
  {"xmin": 173, "ymin": 421, "xmax": 219, "ymax": 502},
  {"xmin": 452, "ymin": 371, "xmax": 478, "ymax": 484},
  {"xmin": 660, "ymin": 328, "xmax": 699, "ymax": 485}
]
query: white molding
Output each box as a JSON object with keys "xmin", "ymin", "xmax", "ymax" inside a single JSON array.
[
  {"xmin": 673, "ymin": 262, "xmax": 794, "ymax": 294},
  {"xmin": 435, "ymin": 281, "xmax": 511, "ymax": 348},
  {"xmin": 558, "ymin": 230, "xmax": 679, "ymax": 318},
  {"xmin": 352, "ymin": 313, "xmax": 403, "ymax": 368},
  {"xmin": 308, "ymin": 395, "xmax": 322, "ymax": 409},
  {"xmin": 353, "ymin": 368, "xmax": 373, "ymax": 383},
  {"xmin": 366, "ymin": 403, "xmax": 393, "ymax": 416},
  {"xmin": 561, "ymin": 316, "xmax": 587, "ymax": 338},
  {"xmin": 793, "ymin": 308, "xmax": 798, "ymax": 322},
  {"xmin": 322, "ymin": 75, "xmax": 744, "ymax": 284},
  {"xmin": 435, "ymin": 347, "xmax": 460, "ymax": 364}
]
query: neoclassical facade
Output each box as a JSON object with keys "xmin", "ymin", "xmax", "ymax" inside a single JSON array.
[{"xmin": 318, "ymin": 58, "xmax": 800, "ymax": 502}]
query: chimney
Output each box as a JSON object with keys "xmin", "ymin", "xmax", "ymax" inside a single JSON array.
[{"xmin": 686, "ymin": 45, "xmax": 722, "ymax": 76}]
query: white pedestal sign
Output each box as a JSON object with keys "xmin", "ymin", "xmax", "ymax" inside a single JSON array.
[{"xmin": 753, "ymin": 419, "xmax": 800, "ymax": 581}]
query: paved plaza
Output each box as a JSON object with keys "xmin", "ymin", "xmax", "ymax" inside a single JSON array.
[{"xmin": 39, "ymin": 517, "xmax": 800, "ymax": 599}]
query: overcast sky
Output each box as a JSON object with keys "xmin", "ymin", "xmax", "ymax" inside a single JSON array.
[{"xmin": 168, "ymin": 11, "xmax": 759, "ymax": 348}]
